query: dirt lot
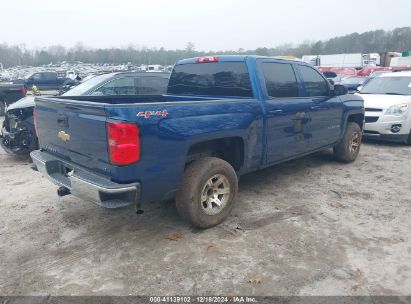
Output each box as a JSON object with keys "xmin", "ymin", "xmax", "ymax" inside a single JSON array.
[{"xmin": 0, "ymin": 117, "xmax": 410, "ymax": 296}]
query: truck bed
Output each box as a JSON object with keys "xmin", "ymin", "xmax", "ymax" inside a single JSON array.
[
  {"xmin": 34, "ymin": 95, "xmax": 263, "ymax": 203},
  {"xmin": 52, "ymin": 94, "xmax": 227, "ymax": 104}
]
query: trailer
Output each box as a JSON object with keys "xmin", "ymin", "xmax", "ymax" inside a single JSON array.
[
  {"xmin": 380, "ymin": 52, "xmax": 401, "ymax": 67},
  {"xmin": 390, "ymin": 57, "xmax": 411, "ymax": 67},
  {"xmin": 362, "ymin": 53, "xmax": 380, "ymax": 66},
  {"xmin": 319, "ymin": 54, "xmax": 363, "ymax": 68},
  {"xmin": 302, "ymin": 55, "xmax": 319, "ymax": 66}
]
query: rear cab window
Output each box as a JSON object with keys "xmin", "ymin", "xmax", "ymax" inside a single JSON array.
[{"xmin": 167, "ymin": 61, "xmax": 253, "ymax": 97}]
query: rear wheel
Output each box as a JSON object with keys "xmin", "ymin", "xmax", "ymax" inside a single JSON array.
[
  {"xmin": 406, "ymin": 131, "xmax": 411, "ymax": 145},
  {"xmin": 333, "ymin": 122, "xmax": 362, "ymax": 163},
  {"xmin": 176, "ymin": 157, "xmax": 238, "ymax": 228}
]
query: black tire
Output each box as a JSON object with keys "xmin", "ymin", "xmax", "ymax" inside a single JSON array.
[
  {"xmin": 0, "ymin": 100, "xmax": 5, "ymax": 116},
  {"xmin": 333, "ymin": 122, "xmax": 362, "ymax": 163},
  {"xmin": 176, "ymin": 157, "xmax": 238, "ymax": 229}
]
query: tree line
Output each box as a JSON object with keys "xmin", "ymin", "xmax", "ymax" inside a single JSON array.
[{"xmin": 1, "ymin": 27, "xmax": 411, "ymax": 68}]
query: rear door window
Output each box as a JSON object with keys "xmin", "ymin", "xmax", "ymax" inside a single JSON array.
[
  {"xmin": 299, "ymin": 65, "xmax": 330, "ymax": 96},
  {"xmin": 261, "ymin": 62, "xmax": 299, "ymax": 98},
  {"xmin": 168, "ymin": 62, "xmax": 253, "ymax": 97}
]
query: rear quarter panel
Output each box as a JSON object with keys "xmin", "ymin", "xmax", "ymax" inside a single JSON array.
[{"xmin": 106, "ymin": 98, "xmax": 264, "ymax": 203}]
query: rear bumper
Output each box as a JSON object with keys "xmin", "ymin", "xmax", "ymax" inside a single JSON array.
[{"xmin": 30, "ymin": 150, "xmax": 141, "ymax": 209}]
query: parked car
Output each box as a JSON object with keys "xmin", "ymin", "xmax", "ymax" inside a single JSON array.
[
  {"xmin": 61, "ymin": 71, "xmax": 169, "ymax": 96},
  {"xmin": 31, "ymin": 55, "xmax": 364, "ymax": 228},
  {"xmin": 357, "ymin": 71, "xmax": 411, "ymax": 144},
  {"xmin": 58, "ymin": 74, "xmax": 89, "ymax": 95},
  {"xmin": 13, "ymin": 71, "xmax": 73, "ymax": 90},
  {"xmin": 0, "ymin": 97, "xmax": 38, "ymax": 155},
  {"xmin": 339, "ymin": 76, "xmax": 366, "ymax": 93},
  {"xmin": 358, "ymin": 71, "xmax": 392, "ymax": 92},
  {"xmin": 1, "ymin": 72, "xmax": 170, "ymax": 156},
  {"xmin": 0, "ymin": 83, "xmax": 27, "ymax": 115}
]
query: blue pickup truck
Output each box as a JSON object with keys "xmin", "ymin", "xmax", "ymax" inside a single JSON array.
[{"xmin": 31, "ymin": 55, "xmax": 364, "ymax": 228}]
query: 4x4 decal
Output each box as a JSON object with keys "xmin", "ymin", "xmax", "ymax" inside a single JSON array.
[{"xmin": 137, "ymin": 110, "xmax": 168, "ymax": 119}]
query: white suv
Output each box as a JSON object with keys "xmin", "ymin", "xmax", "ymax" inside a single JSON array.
[{"xmin": 357, "ymin": 71, "xmax": 411, "ymax": 144}]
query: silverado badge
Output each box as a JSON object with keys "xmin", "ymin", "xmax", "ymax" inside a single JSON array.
[{"xmin": 58, "ymin": 131, "xmax": 70, "ymax": 142}]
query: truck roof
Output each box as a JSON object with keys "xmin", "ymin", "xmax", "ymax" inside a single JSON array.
[
  {"xmin": 107, "ymin": 71, "xmax": 170, "ymax": 77},
  {"xmin": 176, "ymin": 55, "xmax": 297, "ymax": 65}
]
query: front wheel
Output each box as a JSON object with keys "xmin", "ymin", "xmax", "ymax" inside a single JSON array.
[
  {"xmin": 333, "ymin": 122, "xmax": 362, "ymax": 163},
  {"xmin": 176, "ymin": 157, "xmax": 238, "ymax": 229}
]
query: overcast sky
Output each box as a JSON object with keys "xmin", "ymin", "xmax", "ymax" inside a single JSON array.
[{"xmin": 1, "ymin": 0, "xmax": 410, "ymax": 51}]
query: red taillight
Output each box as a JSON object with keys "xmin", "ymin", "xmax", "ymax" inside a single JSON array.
[
  {"xmin": 195, "ymin": 56, "xmax": 219, "ymax": 63},
  {"xmin": 107, "ymin": 121, "xmax": 140, "ymax": 166},
  {"xmin": 22, "ymin": 85, "xmax": 27, "ymax": 96}
]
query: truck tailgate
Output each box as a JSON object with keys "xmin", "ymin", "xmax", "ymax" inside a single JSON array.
[{"xmin": 35, "ymin": 98, "xmax": 110, "ymax": 175}]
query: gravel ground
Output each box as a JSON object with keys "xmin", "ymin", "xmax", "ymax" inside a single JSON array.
[{"xmin": 0, "ymin": 116, "xmax": 410, "ymax": 296}]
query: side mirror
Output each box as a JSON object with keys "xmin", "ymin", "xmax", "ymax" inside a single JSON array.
[
  {"xmin": 356, "ymin": 86, "xmax": 363, "ymax": 93},
  {"xmin": 323, "ymin": 71, "xmax": 338, "ymax": 78},
  {"xmin": 334, "ymin": 84, "xmax": 348, "ymax": 96},
  {"xmin": 333, "ymin": 84, "xmax": 348, "ymax": 96}
]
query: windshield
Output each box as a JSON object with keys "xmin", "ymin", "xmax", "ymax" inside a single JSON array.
[
  {"xmin": 341, "ymin": 77, "xmax": 365, "ymax": 85},
  {"xmin": 369, "ymin": 71, "xmax": 390, "ymax": 78},
  {"xmin": 361, "ymin": 76, "xmax": 411, "ymax": 95},
  {"xmin": 62, "ymin": 73, "xmax": 113, "ymax": 96}
]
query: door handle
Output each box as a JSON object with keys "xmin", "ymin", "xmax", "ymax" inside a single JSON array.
[
  {"xmin": 269, "ymin": 109, "xmax": 284, "ymax": 115},
  {"xmin": 310, "ymin": 105, "xmax": 321, "ymax": 110}
]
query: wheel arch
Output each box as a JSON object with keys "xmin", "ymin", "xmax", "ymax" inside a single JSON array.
[
  {"xmin": 186, "ymin": 137, "xmax": 245, "ymax": 172},
  {"xmin": 347, "ymin": 113, "xmax": 365, "ymax": 130}
]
